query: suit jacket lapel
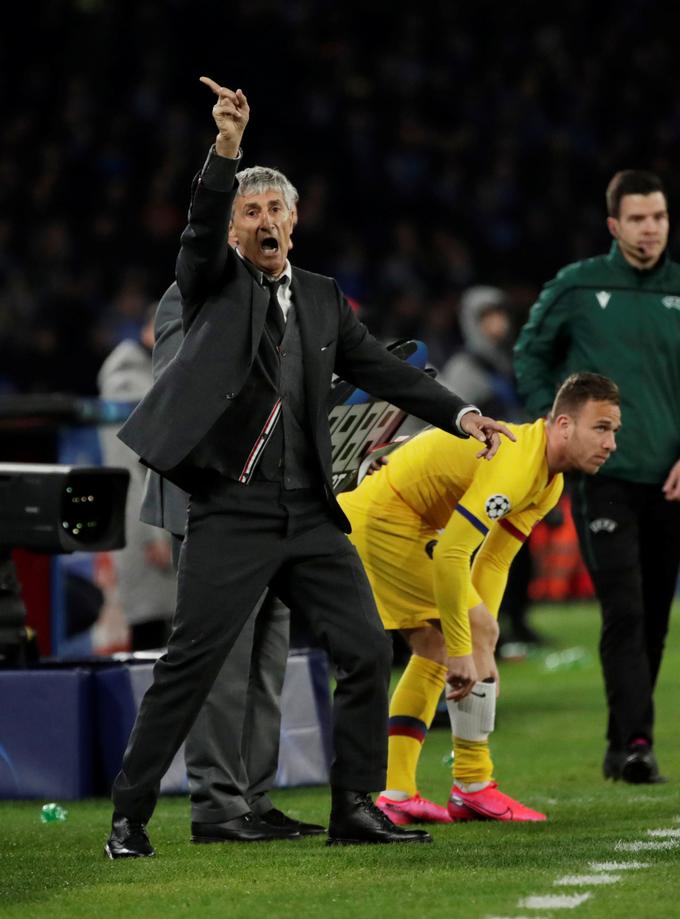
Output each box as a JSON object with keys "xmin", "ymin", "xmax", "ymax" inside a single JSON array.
[{"xmin": 291, "ymin": 269, "xmax": 323, "ymax": 425}]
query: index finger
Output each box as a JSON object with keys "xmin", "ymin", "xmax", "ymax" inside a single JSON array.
[{"xmin": 199, "ymin": 75, "xmax": 235, "ymax": 100}]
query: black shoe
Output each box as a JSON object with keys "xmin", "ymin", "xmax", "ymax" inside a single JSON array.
[
  {"xmin": 620, "ymin": 742, "xmax": 667, "ymax": 785},
  {"xmin": 603, "ymin": 747, "xmax": 626, "ymax": 781},
  {"xmin": 327, "ymin": 790, "xmax": 432, "ymax": 845},
  {"xmin": 191, "ymin": 811, "xmax": 300, "ymax": 843},
  {"xmin": 105, "ymin": 813, "xmax": 155, "ymax": 859},
  {"xmin": 260, "ymin": 807, "xmax": 326, "ymax": 836}
]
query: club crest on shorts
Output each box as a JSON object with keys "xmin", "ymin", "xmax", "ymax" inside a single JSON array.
[{"xmin": 485, "ymin": 494, "xmax": 511, "ymax": 520}]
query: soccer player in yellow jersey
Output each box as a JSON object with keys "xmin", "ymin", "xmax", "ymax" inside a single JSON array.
[{"xmin": 338, "ymin": 372, "xmax": 621, "ymax": 823}]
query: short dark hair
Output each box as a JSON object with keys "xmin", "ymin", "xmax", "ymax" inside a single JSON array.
[
  {"xmin": 606, "ymin": 170, "xmax": 666, "ymax": 217},
  {"xmin": 550, "ymin": 372, "xmax": 620, "ymax": 419}
]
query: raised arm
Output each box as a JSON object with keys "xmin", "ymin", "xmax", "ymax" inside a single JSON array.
[{"xmin": 175, "ymin": 79, "xmax": 250, "ymax": 326}]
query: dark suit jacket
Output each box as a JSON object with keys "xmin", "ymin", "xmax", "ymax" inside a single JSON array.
[{"xmin": 119, "ymin": 152, "xmax": 470, "ymax": 531}]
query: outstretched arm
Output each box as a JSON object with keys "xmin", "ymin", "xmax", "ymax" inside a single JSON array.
[{"xmin": 334, "ymin": 289, "xmax": 515, "ymax": 450}]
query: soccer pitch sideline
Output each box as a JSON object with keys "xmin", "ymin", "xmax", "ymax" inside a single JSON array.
[{"xmin": 1, "ymin": 603, "xmax": 679, "ymax": 919}]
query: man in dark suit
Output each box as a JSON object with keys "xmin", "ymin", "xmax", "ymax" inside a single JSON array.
[
  {"xmin": 105, "ymin": 78, "xmax": 513, "ymax": 857},
  {"xmin": 141, "ymin": 282, "xmax": 322, "ymax": 842}
]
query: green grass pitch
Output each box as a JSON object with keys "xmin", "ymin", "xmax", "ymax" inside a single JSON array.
[{"xmin": 2, "ymin": 602, "xmax": 679, "ymax": 918}]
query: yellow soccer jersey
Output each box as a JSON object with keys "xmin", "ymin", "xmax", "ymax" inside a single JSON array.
[{"xmin": 341, "ymin": 419, "xmax": 563, "ymax": 657}]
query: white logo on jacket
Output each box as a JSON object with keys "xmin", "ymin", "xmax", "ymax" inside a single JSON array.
[
  {"xmin": 595, "ymin": 291, "xmax": 611, "ymax": 309},
  {"xmin": 485, "ymin": 494, "xmax": 511, "ymax": 520},
  {"xmin": 589, "ymin": 518, "xmax": 617, "ymax": 534},
  {"xmin": 662, "ymin": 296, "xmax": 680, "ymax": 311}
]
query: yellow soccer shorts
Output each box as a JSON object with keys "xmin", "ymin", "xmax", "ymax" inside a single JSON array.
[{"xmin": 339, "ymin": 478, "xmax": 480, "ymax": 631}]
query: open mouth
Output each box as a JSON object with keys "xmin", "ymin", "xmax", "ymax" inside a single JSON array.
[{"xmin": 260, "ymin": 236, "xmax": 279, "ymax": 252}]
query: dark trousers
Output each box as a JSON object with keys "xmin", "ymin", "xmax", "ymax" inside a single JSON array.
[
  {"xmin": 570, "ymin": 473, "xmax": 680, "ymax": 751},
  {"xmin": 171, "ymin": 536, "xmax": 291, "ymax": 823},
  {"xmin": 112, "ymin": 479, "xmax": 392, "ymax": 823},
  {"xmin": 185, "ymin": 589, "xmax": 290, "ymax": 823}
]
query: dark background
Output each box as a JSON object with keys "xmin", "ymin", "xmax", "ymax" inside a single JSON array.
[{"xmin": 2, "ymin": 0, "xmax": 679, "ymax": 394}]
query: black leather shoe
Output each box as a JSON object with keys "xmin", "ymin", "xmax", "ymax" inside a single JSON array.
[
  {"xmin": 327, "ymin": 790, "xmax": 432, "ymax": 845},
  {"xmin": 191, "ymin": 811, "xmax": 300, "ymax": 843},
  {"xmin": 105, "ymin": 813, "xmax": 155, "ymax": 859},
  {"xmin": 620, "ymin": 742, "xmax": 667, "ymax": 785},
  {"xmin": 260, "ymin": 807, "xmax": 326, "ymax": 836}
]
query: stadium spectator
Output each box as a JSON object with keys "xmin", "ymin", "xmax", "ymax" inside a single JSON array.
[
  {"xmin": 514, "ymin": 169, "xmax": 680, "ymax": 784},
  {"xmin": 438, "ymin": 286, "xmax": 520, "ymax": 420},
  {"xmin": 104, "ymin": 78, "xmax": 511, "ymax": 858},
  {"xmin": 97, "ymin": 304, "xmax": 176, "ymax": 650},
  {"xmin": 5, "ymin": 5, "xmax": 680, "ymax": 396},
  {"xmin": 338, "ymin": 373, "xmax": 620, "ymax": 824}
]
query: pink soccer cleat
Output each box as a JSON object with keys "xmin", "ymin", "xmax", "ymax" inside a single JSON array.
[
  {"xmin": 449, "ymin": 782, "xmax": 547, "ymax": 822},
  {"xmin": 375, "ymin": 793, "xmax": 452, "ymax": 825},
  {"xmin": 446, "ymin": 796, "xmax": 479, "ymax": 822}
]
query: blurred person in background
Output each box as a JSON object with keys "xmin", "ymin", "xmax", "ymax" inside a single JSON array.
[
  {"xmin": 514, "ymin": 169, "xmax": 680, "ymax": 784},
  {"xmin": 97, "ymin": 304, "xmax": 176, "ymax": 650},
  {"xmin": 438, "ymin": 286, "xmax": 521, "ymax": 420}
]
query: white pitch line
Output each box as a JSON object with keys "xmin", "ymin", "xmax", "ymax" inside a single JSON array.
[
  {"xmin": 497, "ymin": 825, "xmax": 672, "ymax": 919},
  {"xmin": 554, "ymin": 874, "xmax": 620, "ymax": 886},
  {"xmin": 589, "ymin": 861, "xmax": 650, "ymax": 871},
  {"xmin": 615, "ymin": 839, "xmax": 678, "ymax": 852},
  {"xmin": 519, "ymin": 893, "xmax": 591, "ymax": 910}
]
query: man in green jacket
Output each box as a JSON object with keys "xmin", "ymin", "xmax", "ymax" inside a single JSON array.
[{"xmin": 514, "ymin": 170, "xmax": 680, "ymax": 784}]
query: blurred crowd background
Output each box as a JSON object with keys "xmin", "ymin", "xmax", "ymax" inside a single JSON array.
[
  {"xmin": 7, "ymin": 0, "xmax": 678, "ymax": 653},
  {"xmin": 2, "ymin": 0, "xmax": 679, "ymax": 396}
]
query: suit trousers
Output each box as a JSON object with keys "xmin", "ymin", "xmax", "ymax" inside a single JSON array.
[
  {"xmin": 112, "ymin": 478, "xmax": 392, "ymax": 823},
  {"xmin": 185, "ymin": 590, "xmax": 289, "ymax": 822},
  {"xmin": 571, "ymin": 473, "xmax": 680, "ymax": 751},
  {"xmin": 173, "ymin": 531, "xmax": 290, "ymax": 823}
]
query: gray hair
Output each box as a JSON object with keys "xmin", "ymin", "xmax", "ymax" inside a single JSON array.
[{"xmin": 235, "ymin": 166, "xmax": 299, "ymax": 211}]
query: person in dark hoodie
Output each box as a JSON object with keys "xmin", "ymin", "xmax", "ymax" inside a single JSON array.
[{"xmin": 439, "ymin": 286, "xmax": 522, "ymax": 421}]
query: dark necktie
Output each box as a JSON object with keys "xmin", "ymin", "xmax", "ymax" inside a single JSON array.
[{"xmin": 263, "ymin": 278, "xmax": 286, "ymax": 345}]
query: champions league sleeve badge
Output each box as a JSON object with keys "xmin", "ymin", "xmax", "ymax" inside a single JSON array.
[{"xmin": 485, "ymin": 494, "xmax": 511, "ymax": 520}]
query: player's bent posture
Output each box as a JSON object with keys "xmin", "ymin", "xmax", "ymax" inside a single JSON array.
[{"xmin": 338, "ymin": 372, "xmax": 621, "ymax": 824}]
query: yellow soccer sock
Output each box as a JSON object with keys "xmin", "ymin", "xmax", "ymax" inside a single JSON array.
[
  {"xmin": 385, "ymin": 654, "xmax": 447, "ymax": 797},
  {"xmin": 452, "ymin": 736, "xmax": 494, "ymax": 788}
]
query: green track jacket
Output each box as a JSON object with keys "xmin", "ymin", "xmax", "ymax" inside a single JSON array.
[{"xmin": 514, "ymin": 242, "xmax": 680, "ymax": 484}]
